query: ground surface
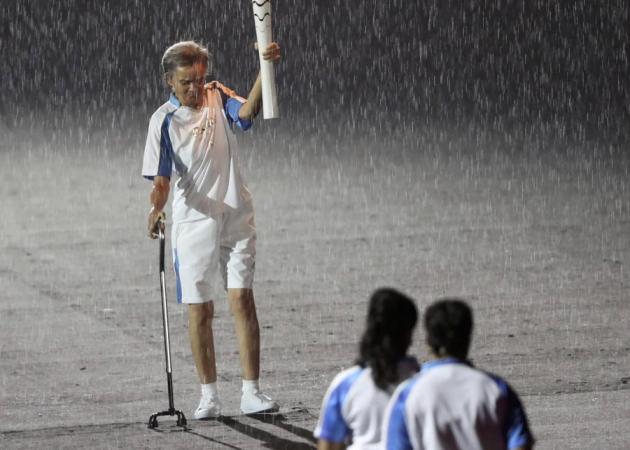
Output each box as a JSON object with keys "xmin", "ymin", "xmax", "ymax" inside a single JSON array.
[{"xmin": 1, "ymin": 127, "xmax": 629, "ymax": 449}]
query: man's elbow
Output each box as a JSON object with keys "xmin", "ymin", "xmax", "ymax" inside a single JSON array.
[
  {"xmin": 239, "ymin": 100, "xmax": 261, "ymax": 122},
  {"xmin": 238, "ymin": 106, "xmax": 255, "ymax": 122},
  {"xmin": 238, "ymin": 112, "xmax": 254, "ymax": 122}
]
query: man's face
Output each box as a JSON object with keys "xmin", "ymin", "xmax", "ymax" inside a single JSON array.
[{"xmin": 168, "ymin": 62, "xmax": 207, "ymax": 108}]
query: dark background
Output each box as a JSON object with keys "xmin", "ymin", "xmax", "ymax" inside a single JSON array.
[{"xmin": 1, "ymin": 0, "xmax": 628, "ymax": 149}]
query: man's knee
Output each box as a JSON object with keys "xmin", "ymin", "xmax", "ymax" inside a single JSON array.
[
  {"xmin": 228, "ymin": 289, "xmax": 255, "ymax": 315},
  {"xmin": 188, "ymin": 301, "xmax": 214, "ymax": 325}
]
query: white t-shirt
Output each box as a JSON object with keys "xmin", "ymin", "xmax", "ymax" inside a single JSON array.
[
  {"xmin": 142, "ymin": 85, "xmax": 252, "ymax": 223},
  {"xmin": 315, "ymin": 358, "xmax": 419, "ymax": 450},
  {"xmin": 383, "ymin": 358, "xmax": 535, "ymax": 450}
]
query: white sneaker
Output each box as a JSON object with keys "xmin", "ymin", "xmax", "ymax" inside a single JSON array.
[
  {"xmin": 240, "ymin": 390, "xmax": 279, "ymax": 414},
  {"xmin": 193, "ymin": 396, "xmax": 222, "ymax": 419}
]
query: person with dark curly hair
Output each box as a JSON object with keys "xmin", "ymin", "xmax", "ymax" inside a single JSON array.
[
  {"xmin": 314, "ymin": 288, "xmax": 420, "ymax": 450},
  {"xmin": 383, "ymin": 298, "xmax": 535, "ymax": 450}
]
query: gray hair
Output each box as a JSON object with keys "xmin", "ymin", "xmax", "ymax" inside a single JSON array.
[{"xmin": 161, "ymin": 41, "xmax": 210, "ymax": 81}]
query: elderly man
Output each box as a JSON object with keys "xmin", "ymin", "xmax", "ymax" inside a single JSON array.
[{"xmin": 142, "ymin": 40, "xmax": 280, "ymax": 419}]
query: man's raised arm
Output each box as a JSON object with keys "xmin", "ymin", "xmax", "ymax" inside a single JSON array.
[{"xmin": 238, "ymin": 42, "xmax": 281, "ymax": 121}]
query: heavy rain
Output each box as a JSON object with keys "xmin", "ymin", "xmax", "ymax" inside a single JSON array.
[{"xmin": 1, "ymin": 1, "xmax": 629, "ymax": 448}]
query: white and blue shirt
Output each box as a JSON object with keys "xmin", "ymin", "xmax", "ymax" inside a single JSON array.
[
  {"xmin": 383, "ymin": 358, "xmax": 534, "ymax": 450},
  {"xmin": 142, "ymin": 84, "xmax": 253, "ymax": 223},
  {"xmin": 315, "ymin": 359, "xmax": 419, "ymax": 450}
]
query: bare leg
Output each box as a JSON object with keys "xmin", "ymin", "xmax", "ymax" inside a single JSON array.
[
  {"xmin": 188, "ymin": 302, "xmax": 217, "ymax": 384},
  {"xmin": 227, "ymin": 288, "xmax": 260, "ymax": 380}
]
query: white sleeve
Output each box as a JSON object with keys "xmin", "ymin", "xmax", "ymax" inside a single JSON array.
[
  {"xmin": 314, "ymin": 367, "xmax": 360, "ymax": 442},
  {"xmin": 141, "ymin": 111, "xmax": 169, "ymax": 180}
]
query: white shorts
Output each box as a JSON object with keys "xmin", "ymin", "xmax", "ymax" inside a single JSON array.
[{"xmin": 171, "ymin": 202, "xmax": 256, "ymax": 304}]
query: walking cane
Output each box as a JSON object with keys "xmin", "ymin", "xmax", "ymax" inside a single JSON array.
[{"xmin": 148, "ymin": 213, "xmax": 187, "ymax": 429}]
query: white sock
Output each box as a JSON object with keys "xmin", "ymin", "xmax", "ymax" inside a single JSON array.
[
  {"xmin": 242, "ymin": 379, "xmax": 260, "ymax": 394},
  {"xmin": 201, "ymin": 383, "xmax": 218, "ymax": 399}
]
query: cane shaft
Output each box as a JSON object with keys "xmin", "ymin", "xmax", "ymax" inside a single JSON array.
[{"xmin": 159, "ymin": 228, "xmax": 173, "ymax": 376}]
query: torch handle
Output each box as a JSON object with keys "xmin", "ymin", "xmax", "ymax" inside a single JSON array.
[{"xmin": 252, "ymin": 0, "xmax": 279, "ymax": 119}]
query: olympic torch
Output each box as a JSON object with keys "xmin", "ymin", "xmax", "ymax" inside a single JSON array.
[{"xmin": 252, "ymin": 0, "xmax": 279, "ymax": 119}]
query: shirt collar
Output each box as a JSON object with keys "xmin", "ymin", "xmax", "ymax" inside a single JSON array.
[
  {"xmin": 169, "ymin": 93, "xmax": 181, "ymax": 107},
  {"xmin": 421, "ymin": 357, "xmax": 471, "ymax": 372}
]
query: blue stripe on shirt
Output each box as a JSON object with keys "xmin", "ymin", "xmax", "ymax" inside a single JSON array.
[
  {"xmin": 174, "ymin": 249, "xmax": 182, "ymax": 304},
  {"xmin": 157, "ymin": 112, "xmax": 176, "ymax": 178},
  {"xmin": 385, "ymin": 377, "xmax": 418, "ymax": 450},
  {"xmin": 318, "ymin": 367, "xmax": 364, "ymax": 443}
]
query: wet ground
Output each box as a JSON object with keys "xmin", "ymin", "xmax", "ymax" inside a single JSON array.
[{"xmin": 1, "ymin": 126, "xmax": 629, "ymax": 449}]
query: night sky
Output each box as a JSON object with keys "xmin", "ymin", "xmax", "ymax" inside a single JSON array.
[{"xmin": 1, "ymin": 0, "xmax": 628, "ymax": 149}]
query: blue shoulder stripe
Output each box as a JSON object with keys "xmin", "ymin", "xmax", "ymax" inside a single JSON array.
[
  {"xmin": 385, "ymin": 377, "xmax": 419, "ymax": 450},
  {"xmin": 318, "ymin": 367, "xmax": 364, "ymax": 443},
  {"xmin": 174, "ymin": 249, "xmax": 182, "ymax": 303},
  {"xmin": 158, "ymin": 112, "xmax": 176, "ymax": 178}
]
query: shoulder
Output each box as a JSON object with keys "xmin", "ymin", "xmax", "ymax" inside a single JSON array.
[
  {"xmin": 480, "ymin": 370, "xmax": 517, "ymax": 397},
  {"xmin": 404, "ymin": 360, "xmax": 473, "ymax": 396},
  {"xmin": 392, "ymin": 372, "xmax": 423, "ymax": 404},
  {"xmin": 206, "ymin": 81, "xmax": 247, "ymax": 104},
  {"xmin": 319, "ymin": 366, "xmax": 367, "ymax": 410},
  {"xmin": 149, "ymin": 101, "xmax": 177, "ymax": 127},
  {"xmin": 318, "ymin": 366, "xmax": 365, "ymax": 420},
  {"xmin": 327, "ymin": 366, "xmax": 365, "ymax": 393}
]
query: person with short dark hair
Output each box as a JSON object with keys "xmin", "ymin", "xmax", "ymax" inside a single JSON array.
[
  {"xmin": 383, "ymin": 298, "xmax": 535, "ymax": 450},
  {"xmin": 314, "ymin": 288, "xmax": 420, "ymax": 450}
]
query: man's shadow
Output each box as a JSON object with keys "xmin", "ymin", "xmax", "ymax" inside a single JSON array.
[
  {"xmin": 247, "ymin": 411, "xmax": 318, "ymax": 446},
  {"xmin": 185, "ymin": 413, "xmax": 317, "ymax": 450}
]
